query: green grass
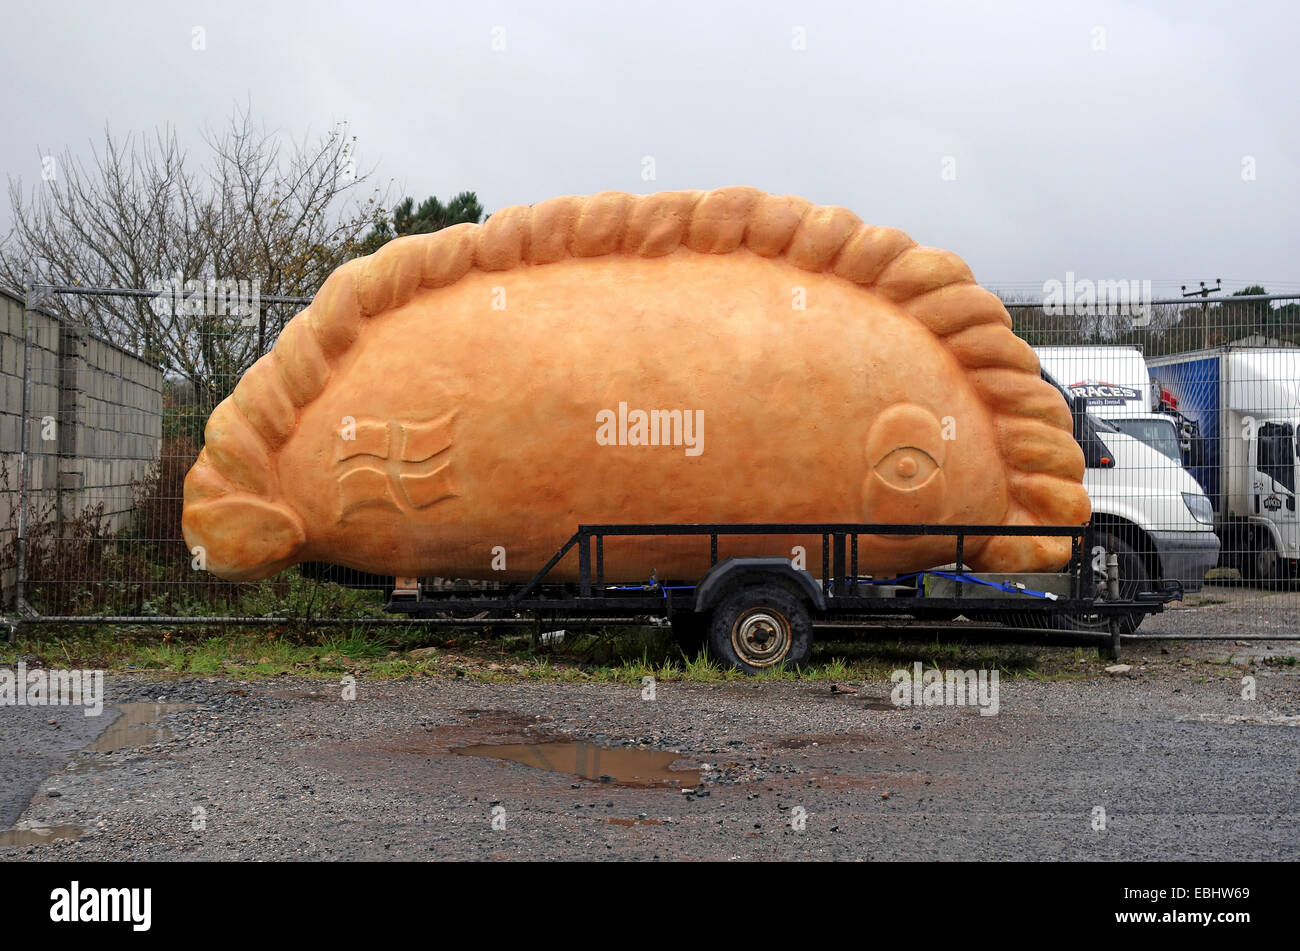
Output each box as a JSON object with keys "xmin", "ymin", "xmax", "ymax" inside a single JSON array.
[
  {"xmin": 0, "ymin": 620, "xmax": 1119, "ymax": 684},
  {"xmin": 1262, "ymin": 654, "xmax": 1299, "ymax": 667}
]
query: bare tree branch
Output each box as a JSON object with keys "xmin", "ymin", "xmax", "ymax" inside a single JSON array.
[{"xmin": 0, "ymin": 104, "xmax": 390, "ymax": 416}]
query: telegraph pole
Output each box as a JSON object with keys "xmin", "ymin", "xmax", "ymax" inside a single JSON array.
[{"xmin": 1182, "ymin": 279, "xmax": 1221, "ymax": 349}]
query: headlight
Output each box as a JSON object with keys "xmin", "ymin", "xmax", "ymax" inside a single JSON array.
[{"xmin": 1181, "ymin": 491, "xmax": 1214, "ymax": 524}]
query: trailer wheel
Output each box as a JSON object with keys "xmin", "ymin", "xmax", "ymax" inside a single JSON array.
[
  {"xmin": 1055, "ymin": 537, "xmax": 1147, "ymax": 637},
  {"xmin": 708, "ymin": 585, "xmax": 813, "ymax": 674}
]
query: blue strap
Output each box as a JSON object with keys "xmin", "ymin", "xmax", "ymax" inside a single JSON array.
[
  {"xmin": 852, "ymin": 570, "xmax": 1058, "ymax": 600},
  {"xmin": 608, "ymin": 571, "xmax": 1056, "ymax": 600},
  {"xmin": 605, "ymin": 579, "xmax": 698, "ymax": 597}
]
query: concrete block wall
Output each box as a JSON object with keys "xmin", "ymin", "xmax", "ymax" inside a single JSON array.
[
  {"xmin": 55, "ymin": 324, "xmax": 164, "ymax": 531},
  {"xmin": 1, "ymin": 289, "xmax": 163, "ymax": 606},
  {"xmin": 1, "ymin": 291, "xmax": 60, "ymax": 603}
]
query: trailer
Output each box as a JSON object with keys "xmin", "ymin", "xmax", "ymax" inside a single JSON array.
[{"xmin": 384, "ymin": 521, "xmax": 1180, "ymax": 670}]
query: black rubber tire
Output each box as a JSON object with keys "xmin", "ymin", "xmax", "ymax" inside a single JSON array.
[
  {"xmin": 670, "ymin": 612, "xmax": 709, "ymax": 656},
  {"xmin": 707, "ymin": 585, "xmax": 813, "ymax": 675},
  {"xmin": 1236, "ymin": 529, "xmax": 1259, "ymax": 581},
  {"xmin": 1054, "ymin": 536, "xmax": 1148, "ymax": 637},
  {"xmin": 1226, "ymin": 529, "xmax": 1254, "ymax": 582},
  {"xmin": 1245, "ymin": 530, "xmax": 1287, "ymax": 591}
]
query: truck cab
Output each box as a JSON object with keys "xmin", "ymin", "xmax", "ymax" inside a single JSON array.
[
  {"xmin": 1047, "ymin": 370, "xmax": 1220, "ymax": 614},
  {"xmin": 1035, "ymin": 345, "xmax": 1198, "ymax": 465},
  {"xmin": 1237, "ymin": 416, "xmax": 1299, "ymax": 579},
  {"xmin": 1107, "ymin": 413, "xmax": 1183, "ymax": 463},
  {"xmin": 1081, "ymin": 412, "xmax": 1220, "ymax": 592}
]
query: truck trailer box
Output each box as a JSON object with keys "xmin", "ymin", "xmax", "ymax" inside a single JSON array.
[{"xmin": 1147, "ymin": 347, "xmax": 1300, "ymax": 580}]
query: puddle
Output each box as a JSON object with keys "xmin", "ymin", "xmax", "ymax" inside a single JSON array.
[
  {"xmin": 453, "ymin": 741, "xmax": 700, "ymax": 788},
  {"xmin": 0, "ymin": 824, "xmax": 83, "ymax": 846},
  {"xmin": 3, "ymin": 704, "xmax": 196, "ymax": 847},
  {"xmin": 861, "ymin": 701, "xmax": 899, "ymax": 711},
  {"xmin": 87, "ymin": 702, "xmax": 196, "ymax": 753}
]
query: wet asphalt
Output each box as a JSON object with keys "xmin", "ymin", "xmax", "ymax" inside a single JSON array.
[{"xmin": 1, "ymin": 614, "xmax": 1297, "ymax": 861}]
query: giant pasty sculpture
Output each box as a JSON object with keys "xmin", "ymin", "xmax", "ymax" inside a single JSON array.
[{"xmin": 182, "ymin": 186, "xmax": 1090, "ymax": 582}]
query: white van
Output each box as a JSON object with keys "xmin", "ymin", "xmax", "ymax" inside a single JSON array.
[
  {"xmin": 1037, "ymin": 364, "xmax": 1221, "ymax": 633},
  {"xmin": 1035, "ymin": 345, "xmax": 1185, "ymax": 462}
]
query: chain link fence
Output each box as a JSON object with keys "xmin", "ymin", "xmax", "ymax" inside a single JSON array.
[
  {"xmin": 5, "ymin": 282, "xmax": 1300, "ymax": 628},
  {"xmin": 1, "ymin": 282, "xmax": 385, "ymax": 627},
  {"xmin": 1002, "ymin": 291, "xmax": 1300, "ymax": 619}
]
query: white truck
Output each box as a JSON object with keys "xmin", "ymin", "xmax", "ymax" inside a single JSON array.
[
  {"xmin": 1034, "ymin": 354, "xmax": 1221, "ymax": 632},
  {"xmin": 1036, "ymin": 345, "xmax": 1186, "ymax": 461},
  {"xmin": 1147, "ymin": 347, "xmax": 1300, "ymax": 584}
]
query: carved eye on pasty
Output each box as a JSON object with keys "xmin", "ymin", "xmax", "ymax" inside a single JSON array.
[{"xmin": 873, "ymin": 446, "xmax": 940, "ymax": 490}]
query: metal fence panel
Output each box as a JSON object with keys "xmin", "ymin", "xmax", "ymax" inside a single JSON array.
[
  {"xmin": 1004, "ymin": 293, "xmax": 1300, "ymax": 617},
  {"xmin": 6, "ymin": 284, "xmax": 1300, "ymax": 625}
]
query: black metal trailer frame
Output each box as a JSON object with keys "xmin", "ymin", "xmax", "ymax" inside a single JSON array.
[{"xmin": 385, "ymin": 522, "xmax": 1181, "ymax": 664}]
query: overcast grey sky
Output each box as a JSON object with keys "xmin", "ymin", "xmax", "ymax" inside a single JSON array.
[{"xmin": 2, "ymin": 0, "xmax": 1297, "ymax": 296}]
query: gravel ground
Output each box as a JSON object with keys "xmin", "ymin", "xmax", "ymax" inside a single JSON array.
[
  {"xmin": 2, "ymin": 618, "xmax": 1297, "ymax": 862},
  {"xmin": 1141, "ymin": 582, "xmax": 1300, "ymax": 641}
]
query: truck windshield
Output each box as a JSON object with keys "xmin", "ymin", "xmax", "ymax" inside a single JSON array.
[{"xmin": 1109, "ymin": 418, "xmax": 1183, "ymax": 462}]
